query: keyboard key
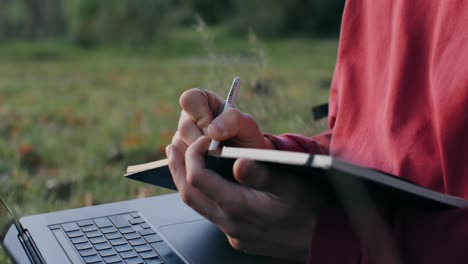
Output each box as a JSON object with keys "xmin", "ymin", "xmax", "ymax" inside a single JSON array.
[
  {"xmin": 94, "ymin": 242, "xmax": 112, "ymax": 251},
  {"xmin": 104, "ymin": 261, "xmax": 123, "ymax": 264},
  {"xmin": 71, "ymin": 236, "xmax": 88, "ymax": 244},
  {"xmin": 90, "ymin": 236, "xmax": 107, "ymax": 244},
  {"xmin": 118, "ymin": 227, "xmax": 134, "ymax": 234},
  {"xmin": 79, "ymin": 248, "xmax": 98, "ymax": 257},
  {"xmin": 62, "ymin": 222, "xmax": 80, "ymax": 232},
  {"xmin": 66, "ymin": 230, "xmax": 84, "ymax": 238},
  {"xmin": 124, "ymin": 257, "xmax": 143, "ymax": 264},
  {"xmin": 144, "ymin": 234, "xmax": 162, "ymax": 243},
  {"xmin": 109, "ymin": 238, "xmax": 127, "ymax": 246},
  {"xmin": 94, "ymin": 217, "xmax": 113, "ymax": 228},
  {"xmin": 102, "ymin": 254, "xmax": 123, "ymax": 264},
  {"xmin": 140, "ymin": 223, "xmax": 150, "ymax": 229},
  {"xmin": 128, "ymin": 238, "xmax": 146, "ymax": 246},
  {"xmin": 114, "ymin": 243, "xmax": 133, "ymax": 253},
  {"xmin": 123, "ymin": 232, "xmax": 140, "ymax": 240},
  {"xmin": 138, "ymin": 229, "xmax": 155, "ymax": 236},
  {"xmin": 129, "ymin": 218, "xmax": 145, "ymax": 225},
  {"xmin": 131, "ymin": 225, "xmax": 143, "ymax": 234},
  {"xmin": 109, "ymin": 215, "xmax": 131, "ymax": 228},
  {"xmin": 119, "ymin": 250, "xmax": 138, "ymax": 259},
  {"xmin": 105, "ymin": 232, "xmax": 122, "ymax": 240},
  {"xmin": 81, "ymin": 224, "xmax": 98, "ymax": 232},
  {"xmin": 130, "ymin": 212, "xmax": 140, "ymax": 218},
  {"xmin": 139, "ymin": 250, "xmax": 158, "ymax": 259},
  {"xmin": 85, "ymin": 230, "xmax": 102, "ymax": 238},
  {"xmin": 151, "ymin": 242, "xmax": 184, "ymax": 264},
  {"xmin": 101, "ymin": 226, "xmax": 118, "ymax": 234},
  {"xmin": 77, "ymin": 220, "xmax": 94, "ymax": 226},
  {"xmin": 75, "ymin": 242, "xmax": 93, "ymax": 250},
  {"xmin": 133, "ymin": 244, "xmax": 152, "ymax": 253},
  {"xmin": 98, "ymin": 248, "xmax": 117, "ymax": 257},
  {"xmin": 48, "ymin": 224, "xmax": 61, "ymax": 230},
  {"xmin": 83, "ymin": 255, "xmax": 102, "ymax": 264},
  {"xmin": 145, "ymin": 257, "xmax": 164, "ymax": 264}
]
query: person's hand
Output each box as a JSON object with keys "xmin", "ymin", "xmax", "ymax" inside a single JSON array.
[
  {"xmin": 166, "ymin": 136, "xmax": 321, "ymax": 261},
  {"xmin": 171, "ymin": 88, "xmax": 274, "ymax": 157}
]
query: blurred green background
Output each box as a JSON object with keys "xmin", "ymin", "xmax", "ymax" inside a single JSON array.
[{"xmin": 0, "ymin": 0, "xmax": 343, "ymax": 262}]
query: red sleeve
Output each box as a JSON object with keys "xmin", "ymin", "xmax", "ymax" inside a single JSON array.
[
  {"xmin": 304, "ymin": 0, "xmax": 468, "ymax": 262},
  {"xmin": 309, "ymin": 206, "xmax": 468, "ymax": 264}
]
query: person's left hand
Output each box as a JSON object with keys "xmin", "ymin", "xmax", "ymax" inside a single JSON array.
[{"xmin": 166, "ymin": 136, "xmax": 322, "ymax": 262}]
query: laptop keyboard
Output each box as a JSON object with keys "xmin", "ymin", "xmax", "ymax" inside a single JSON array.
[{"xmin": 48, "ymin": 212, "xmax": 182, "ymax": 264}]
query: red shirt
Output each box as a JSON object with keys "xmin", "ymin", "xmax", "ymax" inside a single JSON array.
[{"xmin": 266, "ymin": 0, "xmax": 468, "ymax": 263}]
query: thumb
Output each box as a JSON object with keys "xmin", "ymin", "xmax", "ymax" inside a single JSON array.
[
  {"xmin": 233, "ymin": 159, "xmax": 321, "ymax": 208},
  {"xmin": 233, "ymin": 158, "xmax": 284, "ymax": 194},
  {"xmin": 207, "ymin": 108, "xmax": 266, "ymax": 149}
]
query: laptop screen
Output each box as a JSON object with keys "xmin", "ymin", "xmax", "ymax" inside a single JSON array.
[{"xmin": 0, "ymin": 198, "xmax": 14, "ymax": 243}]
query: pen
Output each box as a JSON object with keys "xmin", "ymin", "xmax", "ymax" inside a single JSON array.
[{"xmin": 208, "ymin": 76, "xmax": 241, "ymax": 151}]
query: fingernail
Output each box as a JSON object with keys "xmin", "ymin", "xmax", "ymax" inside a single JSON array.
[{"xmin": 202, "ymin": 127, "xmax": 209, "ymax": 136}]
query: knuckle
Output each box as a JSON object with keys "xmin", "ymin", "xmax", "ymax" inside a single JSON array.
[
  {"xmin": 177, "ymin": 120, "xmax": 193, "ymax": 139},
  {"xmin": 169, "ymin": 136, "xmax": 187, "ymax": 156},
  {"xmin": 167, "ymin": 156, "xmax": 176, "ymax": 171},
  {"xmin": 196, "ymin": 117, "xmax": 211, "ymax": 130},
  {"xmin": 180, "ymin": 88, "xmax": 211, "ymax": 111},
  {"xmin": 171, "ymin": 131, "xmax": 179, "ymax": 144},
  {"xmin": 186, "ymin": 171, "xmax": 202, "ymax": 188},
  {"xmin": 171, "ymin": 131, "xmax": 183, "ymax": 145},
  {"xmin": 179, "ymin": 89, "xmax": 199, "ymax": 109},
  {"xmin": 179, "ymin": 189, "xmax": 193, "ymax": 207}
]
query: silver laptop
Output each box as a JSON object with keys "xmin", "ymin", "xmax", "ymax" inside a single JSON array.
[{"xmin": 2, "ymin": 194, "xmax": 278, "ymax": 263}]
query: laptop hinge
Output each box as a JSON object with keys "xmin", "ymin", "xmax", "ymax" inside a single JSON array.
[
  {"xmin": 16, "ymin": 226, "xmax": 46, "ymax": 264},
  {"xmin": 1, "ymin": 198, "xmax": 45, "ymax": 263}
]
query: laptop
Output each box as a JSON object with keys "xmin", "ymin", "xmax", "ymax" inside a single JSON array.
[{"xmin": 1, "ymin": 193, "xmax": 278, "ymax": 264}]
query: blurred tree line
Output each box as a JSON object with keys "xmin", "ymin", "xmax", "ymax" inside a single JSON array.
[{"xmin": 0, "ymin": 0, "xmax": 345, "ymax": 45}]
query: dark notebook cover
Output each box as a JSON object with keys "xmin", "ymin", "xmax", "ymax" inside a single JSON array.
[{"xmin": 125, "ymin": 147, "xmax": 468, "ymax": 210}]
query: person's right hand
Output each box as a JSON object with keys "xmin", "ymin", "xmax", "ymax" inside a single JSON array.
[
  {"xmin": 171, "ymin": 88, "xmax": 274, "ymax": 156},
  {"xmin": 167, "ymin": 136, "xmax": 319, "ymax": 261},
  {"xmin": 168, "ymin": 88, "xmax": 320, "ymax": 261}
]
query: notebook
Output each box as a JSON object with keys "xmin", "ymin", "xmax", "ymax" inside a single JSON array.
[{"xmin": 125, "ymin": 147, "xmax": 468, "ymax": 209}]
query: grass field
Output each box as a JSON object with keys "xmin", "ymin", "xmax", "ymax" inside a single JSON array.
[{"xmin": 0, "ymin": 29, "xmax": 338, "ymax": 262}]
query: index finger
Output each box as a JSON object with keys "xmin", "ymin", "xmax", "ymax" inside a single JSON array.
[
  {"xmin": 185, "ymin": 136, "xmax": 243, "ymax": 202},
  {"xmin": 179, "ymin": 88, "xmax": 225, "ymax": 130}
]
